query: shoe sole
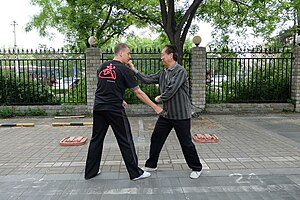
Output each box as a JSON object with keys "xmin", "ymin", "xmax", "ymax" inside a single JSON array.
[
  {"xmin": 132, "ymin": 172, "xmax": 151, "ymax": 181},
  {"xmin": 190, "ymin": 171, "xmax": 202, "ymax": 179}
]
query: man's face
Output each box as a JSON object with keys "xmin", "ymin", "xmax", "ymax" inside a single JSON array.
[
  {"xmin": 121, "ymin": 47, "xmax": 132, "ymax": 64},
  {"xmin": 160, "ymin": 47, "xmax": 173, "ymax": 67}
]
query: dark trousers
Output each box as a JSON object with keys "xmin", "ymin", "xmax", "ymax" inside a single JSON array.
[
  {"xmin": 85, "ymin": 110, "xmax": 143, "ymax": 180},
  {"xmin": 145, "ymin": 116, "xmax": 202, "ymax": 171}
]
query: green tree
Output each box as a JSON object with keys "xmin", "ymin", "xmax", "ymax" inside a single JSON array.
[
  {"xmin": 26, "ymin": 0, "xmax": 138, "ymax": 49},
  {"xmin": 197, "ymin": 0, "xmax": 299, "ymax": 47},
  {"xmin": 27, "ymin": 0, "xmax": 297, "ymax": 63},
  {"xmin": 27, "ymin": 0, "xmax": 201, "ymax": 63},
  {"xmin": 118, "ymin": 0, "xmax": 203, "ymax": 64}
]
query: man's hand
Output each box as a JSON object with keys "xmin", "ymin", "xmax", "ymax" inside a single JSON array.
[
  {"xmin": 122, "ymin": 100, "xmax": 128, "ymax": 108},
  {"xmin": 155, "ymin": 95, "xmax": 161, "ymax": 103},
  {"xmin": 154, "ymin": 106, "xmax": 163, "ymax": 115},
  {"xmin": 127, "ymin": 60, "xmax": 135, "ymax": 70}
]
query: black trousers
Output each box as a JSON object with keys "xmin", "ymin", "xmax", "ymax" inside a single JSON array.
[
  {"xmin": 145, "ymin": 116, "xmax": 202, "ymax": 171},
  {"xmin": 85, "ymin": 110, "xmax": 143, "ymax": 180}
]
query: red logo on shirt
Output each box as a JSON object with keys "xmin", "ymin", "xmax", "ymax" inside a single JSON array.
[{"xmin": 98, "ymin": 64, "xmax": 117, "ymax": 80}]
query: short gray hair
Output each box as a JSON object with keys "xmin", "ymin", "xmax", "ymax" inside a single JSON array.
[{"xmin": 114, "ymin": 43, "xmax": 129, "ymax": 55}]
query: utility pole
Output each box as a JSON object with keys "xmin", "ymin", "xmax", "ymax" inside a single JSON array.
[
  {"xmin": 11, "ymin": 20, "xmax": 19, "ymax": 72},
  {"xmin": 11, "ymin": 20, "xmax": 18, "ymax": 51}
]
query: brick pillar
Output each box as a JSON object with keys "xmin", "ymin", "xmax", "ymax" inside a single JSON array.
[
  {"xmin": 86, "ymin": 48, "xmax": 102, "ymax": 112},
  {"xmin": 190, "ymin": 46, "xmax": 206, "ymax": 112},
  {"xmin": 292, "ymin": 46, "xmax": 300, "ymax": 112}
]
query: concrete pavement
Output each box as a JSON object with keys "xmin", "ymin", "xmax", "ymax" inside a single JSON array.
[{"xmin": 0, "ymin": 113, "xmax": 300, "ymax": 199}]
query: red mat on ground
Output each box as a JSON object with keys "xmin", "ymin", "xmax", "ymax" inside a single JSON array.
[
  {"xmin": 192, "ymin": 134, "xmax": 219, "ymax": 143},
  {"xmin": 60, "ymin": 136, "xmax": 88, "ymax": 146}
]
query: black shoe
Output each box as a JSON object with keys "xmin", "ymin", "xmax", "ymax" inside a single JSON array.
[{"xmin": 85, "ymin": 170, "xmax": 101, "ymax": 180}]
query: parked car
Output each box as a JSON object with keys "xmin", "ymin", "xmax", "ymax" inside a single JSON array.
[
  {"xmin": 52, "ymin": 77, "xmax": 80, "ymax": 90},
  {"xmin": 210, "ymin": 75, "xmax": 227, "ymax": 86}
]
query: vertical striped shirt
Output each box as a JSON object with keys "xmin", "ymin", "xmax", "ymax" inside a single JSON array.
[{"xmin": 134, "ymin": 62, "xmax": 191, "ymax": 120}]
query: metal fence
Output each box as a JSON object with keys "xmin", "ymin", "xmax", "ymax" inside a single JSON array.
[
  {"xmin": 206, "ymin": 47, "xmax": 293, "ymax": 103},
  {"xmin": 0, "ymin": 49, "xmax": 86, "ymax": 105},
  {"xmin": 101, "ymin": 48, "xmax": 191, "ymax": 103},
  {"xmin": 1, "ymin": 46, "xmax": 294, "ymax": 106}
]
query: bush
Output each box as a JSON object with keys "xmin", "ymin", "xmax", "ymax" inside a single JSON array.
[
  {"xmin": 0, "ymin": 107, "xmax": 16, "ymax": 118},
  {"xmin": 24, "ymin": 108, "xmax": 47, "ymax": 116},
  {"xmin": 0, "ymin": 106, "xmax": 47, "ymax": 118},
  {"xmin": 0, "ymin": 73, "xmax": 56, "ymax": 105}
]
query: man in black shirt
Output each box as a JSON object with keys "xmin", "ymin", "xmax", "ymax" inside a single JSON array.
[{"xmin": 85, "ymin": 43, "xmax": 162, "ymax": 181}]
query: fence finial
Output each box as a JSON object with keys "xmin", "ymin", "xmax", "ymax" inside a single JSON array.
[
  {"xmin": 88, "ymin": 36, "xmax": 97, "ymax": 47},
  {"xmin": 192, "ymin": 36, "xmax": 202, "ymax": 47}
]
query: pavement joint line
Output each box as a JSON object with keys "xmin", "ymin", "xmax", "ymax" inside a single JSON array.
[{"xmin": 0, "ymin": 123, "xmax": 35, "ymax": 127}]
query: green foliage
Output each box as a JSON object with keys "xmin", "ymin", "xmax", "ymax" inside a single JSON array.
[
  {"xmin": 206, "ymin": 50, "xmax": 292, "ymax": 103},
  {"xmin": 28, "ymin": 0, "xmax": 298, "ymax": 62},
  {"xmin": 61, "ymin": 105, "xmax": 75, "ymax": 115},
  {"xmin": 197, "ymin": 0, "xmax": 296, "ymax": 47},
  {"xmin": 24, "ymin": 107, "xmax": 47, "ymax": 116},
  {"xmin": 0, "ymin": 107, "xmax": 16, "ymax": 118},
  {"xmin": 27, "ymin": 0, "xmax": 201, "ymax": 64},
  {"xmin": 27, "ymin": 0, "xmax": 141, "ymax": 49},
  {"xmin": 101, "ymin": 35, "xmax": 193, "ymax": 51},
  {"xmin": 229, "ymin": 59, "xmax": 291, "ymax": 102},
  {"xmin": 0, "ymin": 106, "xmax": 47, "ymax": 118},
  {"xmin": 125, "ymin": 36, "xmax": 163, "ymax": 50},
  {"xmin": 0, "ymin": 72, "xmax": 56, "ymax": 105}
]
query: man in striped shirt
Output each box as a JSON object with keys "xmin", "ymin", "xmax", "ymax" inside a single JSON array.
[{"xmin": 128, "ymin": 45, "xmax": 202, "ymax": 179}]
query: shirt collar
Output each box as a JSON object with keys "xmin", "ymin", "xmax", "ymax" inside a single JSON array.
[{"xmin": 165, "ymin": 62, "xmax": 177, "ymax": 72}]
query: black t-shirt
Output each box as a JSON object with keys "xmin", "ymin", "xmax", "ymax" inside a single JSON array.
[{"xmin": 93, "ymin": 60, "xmax": 138, "ymax": 111}]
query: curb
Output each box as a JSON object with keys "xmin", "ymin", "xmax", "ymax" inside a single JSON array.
[
  {"xmin": 52, "ymin": 122, "xmax": 93, "ymax": 126},
  {"xmin": 0, "ymin": 123, "xmax": 35, "ymax": 127}
]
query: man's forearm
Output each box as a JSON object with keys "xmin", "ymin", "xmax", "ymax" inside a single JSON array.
[
  {"xmin": 136, "ymin": 91, "xmax": 158, "ymax": 109},
  {"xmin": 134, "ymin": 89, "xmax": 162, "ymax": 114}
]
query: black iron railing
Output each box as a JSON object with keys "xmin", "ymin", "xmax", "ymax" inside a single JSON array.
[
  {"xmin": 206, "ymin": 47, "xmax": 293, "ymax": 103},
  {"xmin": 0, "ymin": 49, "xmax": 86, "ymax": 105}
]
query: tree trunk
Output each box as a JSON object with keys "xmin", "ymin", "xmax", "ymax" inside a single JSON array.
[
  {"xmin": 174, "ymin": 40, "xmax": 184, "ymax": 65},
  {"xmin": 160, "ymin": 0, "xmax": 203, "ymax": 65}
]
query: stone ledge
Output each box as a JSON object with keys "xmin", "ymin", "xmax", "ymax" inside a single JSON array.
[
  {"xmin": 205, "ymin": 103, "xmax": 295, "ymax": 113},
  {"xmin": 4, "ymin": 103, "xmax": 297, "ymax": 117}
]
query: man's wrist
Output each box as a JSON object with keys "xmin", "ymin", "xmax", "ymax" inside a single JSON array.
[{"xmin": 132, "ymin": 68, "xmax": 139, "ymax": 74}]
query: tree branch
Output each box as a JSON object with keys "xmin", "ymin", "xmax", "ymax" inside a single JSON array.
[
  {"xmin": 178, "ymin": 0, "xmax": 203, "ymax": 35},
  {"xmin": 159, "ymin": 0, "xmax": 168, "ymax": 30},
  {"xmin": 124, "ymin": 9, "xmax": 162, "ymax": 27},
  {"xmin": 229, "ymin": 0, "xmax": 266, "ymax": 22},
  {"xmin": 181, "ymin": 4, "xmax": 199, "ymax": 43},
  {"xmin": 167, "ymin": 0, "xmax": 176, "ymax": 32},
  {"xmin": 98, "ymin": 5, "xmax": 113, "ymax": 31}
]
